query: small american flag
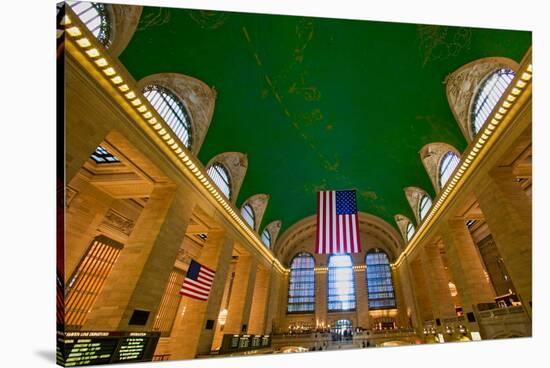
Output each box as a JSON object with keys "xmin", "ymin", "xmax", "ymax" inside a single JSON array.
[
  {"xmin": 316, "ymin": 190, "xmax": 362, "ymax": 254},
  {"xmin": 180, "ymin": 259, "xmax": 216, "ymax": 301}
]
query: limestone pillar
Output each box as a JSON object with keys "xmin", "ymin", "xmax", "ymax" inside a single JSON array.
[
  {"xmin": 248, "ymin": 266, "xmax": 271, "ymax": 335},
  {"xmin": 169, "ymin": 232, "xmax": 234, "ymax": 359},
  {"xmin": 271, "ymin": 271, "xmax": 288, "ymax": 333},
  {"xmin": 409, "ymin": 257, "xmax": 434, "ymax": 324},
  {"xmin": 263, "ymin": 267, "xmax": 283, "ymax": 334},
  {"xmin": 224, "ymin": 255, "xmax": 258, "ymax": 334},
  {"xmin": 421, "ymin": 244, "xmax": 457, "ymax": 321},
  {"xmin": 85, "ymin": 183, "xmax": 194, "ymax": 330},
  {"xmin": 314, "ymin": 270, "xmax": 327, "ymax": 328},
  {"xmin": 391, "ymin": 267, "xmax": 408, "ymax": 328},
  {"xmin": 397, "ymin": 257, "xmax": 423, "ymax": 333},
  {"xmin": 474, "ymin": 168, "xmax": 532, "ymax": 316},
  {"xmin": 354, "ymin": 268, "xmax": 370, "ymax": 329},
  {"xmin": 65, "ymin": 178, "xmax": 114, "ymax": 282},
  {"xmin": 441, "ymin": 219, "xmax": 495, "ymax": 330}
]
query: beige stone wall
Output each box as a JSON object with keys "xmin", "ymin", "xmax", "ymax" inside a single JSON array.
[{"xmin": 64, "ymin": 26, "xmax": 532, "ymax": 361}]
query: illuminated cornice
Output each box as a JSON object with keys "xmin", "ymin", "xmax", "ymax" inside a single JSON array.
[
  {"xmin": 63, "ymin": 11, "xmax": 286, "ymax": 273},
  {"xmin": 393, "ymin": 49, "xmax": 532, "ymax": 268}
]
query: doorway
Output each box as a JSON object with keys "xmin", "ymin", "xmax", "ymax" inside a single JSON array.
[{"xmin": 330, "ymin": 319, "xmax": 353, "ymax": 342}]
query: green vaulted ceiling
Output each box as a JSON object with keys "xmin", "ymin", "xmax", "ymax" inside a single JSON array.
[{"xmin": 120, "ymin": 6, "xmax": 531, "ymax": 235}]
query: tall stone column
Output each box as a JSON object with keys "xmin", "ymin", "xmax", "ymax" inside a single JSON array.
[
  {"xmin": 421, "ymin": 244, "xmax": 457, "ymax": 321},
  {"xmin": 65, "ymin": 178, "xmax": 114, "ymax": 282},
  {"xmin": 314, "ymin": 270, "xmax": 327, "ymax": 328},
  {"xmin": 354, "ymin": 268, "xmax": 370, "ymax": 329},
  {"xmin": 247, "ymin": 266, "xmax": 271, "ymax": 335},
  {"xmin": 397, "ymin": 257, "xmax": 423, "ymax": 333},
  {"xmin": 261, "ymin": 265, "xmax": 281, "ymax": 335},
  {"xmin": 224, "ymin": 255, "xmax": 258, "ymax": 334},
  {"xmin": 441, "ymin": 219, "xmax": 495, "ymax": 331},
  {"xmin": 391, "ymin": 267, "xmax": 408, "ymax": 328},
  {"xmin": 272, "ymin": 272, "xmax": 288, "ymax": 333},
  {"xmin": 169, "ymin": 232, "xmax": 234, "ymax": 359},
  {"xmin": 409, "ymin": 257, "xmax": 434, "ymax": 324},
  {"xmin": 474, "ymin": 168, "xmax": 532, "ymax": 316},
  {"xmin": 85, "ymin": 183, "xmax": 197, "ymax": 330}
]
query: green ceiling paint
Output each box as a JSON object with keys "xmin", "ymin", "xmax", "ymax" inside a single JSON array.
[{"xmin": 120, "ymin": 6, "xmax": 531, "ymax": 235}]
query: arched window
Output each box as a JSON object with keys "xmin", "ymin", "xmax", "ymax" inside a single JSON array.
[
  {"xmin": 261, "ymin": 229, "xmax": 271, "ymax": 248},
  {"xmin": 439, "ymin": 151, "xmax": 460, "ymax": 188},
  {"xmin": 366, "ymin": 249, "xmax": 396, "ymax": 309},
  {"xmin": 418, "ymin": 195, "xmax": 432, "ymax": 221},
  {"xmin": 287, "ymin": 253, "xmax": 315, "ymax": 313},
  {"xmin": 206, "ymin": 162, "xmax": 232, "ymax": 199},
  {"xmin": 241, "ymin": 204, "xmax": 255, "ymax": 229},
  {"xmin": 406, "ymin": 222, "xmax": 415, "ymax": 242},
  {"xmin": 68, "ymin": 1, "xmax": 111, "ymax": 46},
  {"xmin": 328, "ymin": 254, "xmax": 356, "ymax": 312},
  {"xmin": 143, "ymin": 85, "xmax": 193, "ymax": 149},
  {"xmin": 471, "ymin": 68, "xmax": 515, "ymax": 135}
]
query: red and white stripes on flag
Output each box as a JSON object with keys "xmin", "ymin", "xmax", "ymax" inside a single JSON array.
[
  {"xmin": 179, "ymin": 259, "xmax": 216, "ymax": 301},
  {"xmin": 315, "ymin": 190, "xmax": 362, "ymax": 254}
]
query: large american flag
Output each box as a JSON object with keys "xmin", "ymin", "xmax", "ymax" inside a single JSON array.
[
  {"xmin": 316, "ymin": 190, "xmax": 362, "ymax": 254},
  {"xmin": 180, "ymin": 259, "xmax": 216, "ymax": 301}
]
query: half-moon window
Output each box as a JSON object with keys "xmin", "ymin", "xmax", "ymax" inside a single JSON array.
[
  {"xmin": 406, "ymin": 222, "xmax": 415, "ymax": 242},
  {"xmin": 143, "ymin": 85, "xmax": 193, "ymax": 149},
  {"xmin": 261, "ymin": 229, "xmax": 271, "ymax": 248},
  {"xmin": 418, "ymin": 195, "xmax": 432, "ymax": 221},
  {"xmin": 438, "ymin": 151, "xmax": 460, "ymax": 188},
  {"xmin": 68, "ymin": 1, "xmax": 111, "ymax": 46},
  {"xmin": 471, "ymin": 68, "xmax": 515, "ymax": 135},
  {"xmin": 207, "ymin": 162, "xmax": 232, "ymax": 199},
  {"xmin": 241, "ymin": 204, "xmax": 255, "ymax": 229}
]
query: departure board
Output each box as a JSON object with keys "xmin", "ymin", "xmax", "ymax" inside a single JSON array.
[{"xmin": 57, "ymin": 331, "xmax": 160, "ymax": 366}]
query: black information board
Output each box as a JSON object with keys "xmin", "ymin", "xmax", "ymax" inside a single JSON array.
[
  {"xmin": 220, "ymin": 334, "xmax": 271, "ymax": 354},
  {"xmin": 57, "ymin": 331, "xmax": 160, "ymax": 366}
]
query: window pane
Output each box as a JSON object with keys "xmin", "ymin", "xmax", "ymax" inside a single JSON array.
[
  {"xmin": 68, "ymin": 1, "xmax": 110, "ymax": 46},
  {"xmin": 419, "ymin": 195, "xmax": 432, "ymax": 221},
  {"xmin": 90, "ymin": 145, "xmax": 119, "ymax": 164},
  {"xmin": 366, "ymin": 249, "xmax": 396, "ymax": 310},
  {"xmin": 439, "ymin": 151, "xmax": 460, "ymax": 188},
  {"xmin": 143, "ymin": 85, "xmax": 193, "ymax": 149},
  {"xmin": 471, "ymin": 68, "xmax": 515, "ymax": 135},
  {"xmin": 261, "ymin": 229, "xmax": 271, "ymax": 248},
  {"xmin": 241, "ymin": 204, "xmax": 255, "ymax": 229},
  {"xmin": 406, "ymin": 222, "xmax": 415, "ymax": 241},
  {"xmin": 207, "ymin": 163, "xmax": 232, "ymax": 199},
  {"xmin": 287, "ymin": 253, "xmax": 315, "ymax": 313},
  {"xmin": 328, "ymin": 254, "xmax": 356, "ymax": 312}
]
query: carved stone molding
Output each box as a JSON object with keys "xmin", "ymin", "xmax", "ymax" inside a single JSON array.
[
  {"xmin": 137, "ymin": 73, "xmax": 217, "ymax": 156},
  {"xmin": 106, "ymin": 4, "xmax": 143, "ymax": 58},
  {"xmin": 206, "ymin": 152, "xmax": 248, "ymax": 204},
  {"xmin": 419, "ymin": 142, "xmax": 461, "ymax": 193},
  {"xmin": 394, "ymin": 214, "xmax": 414, "ymax": 244},
  {"xmin": 404, "ymin": 187, "xmax": 431, "ymax": 224},
  {"xmin": 264, "ymin": 220, "xmax": 282, "ymax": 248},
  {"xmin": 445, "ymin": 57, "xmax": 519, "ymax": 142},
  {"xmin": 99, "ymin": 209, "xmax": 135, "ymax": 236},
  {"xmin": 241, "ymin": 194, "xmax": 269, "ymax": 231}
]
